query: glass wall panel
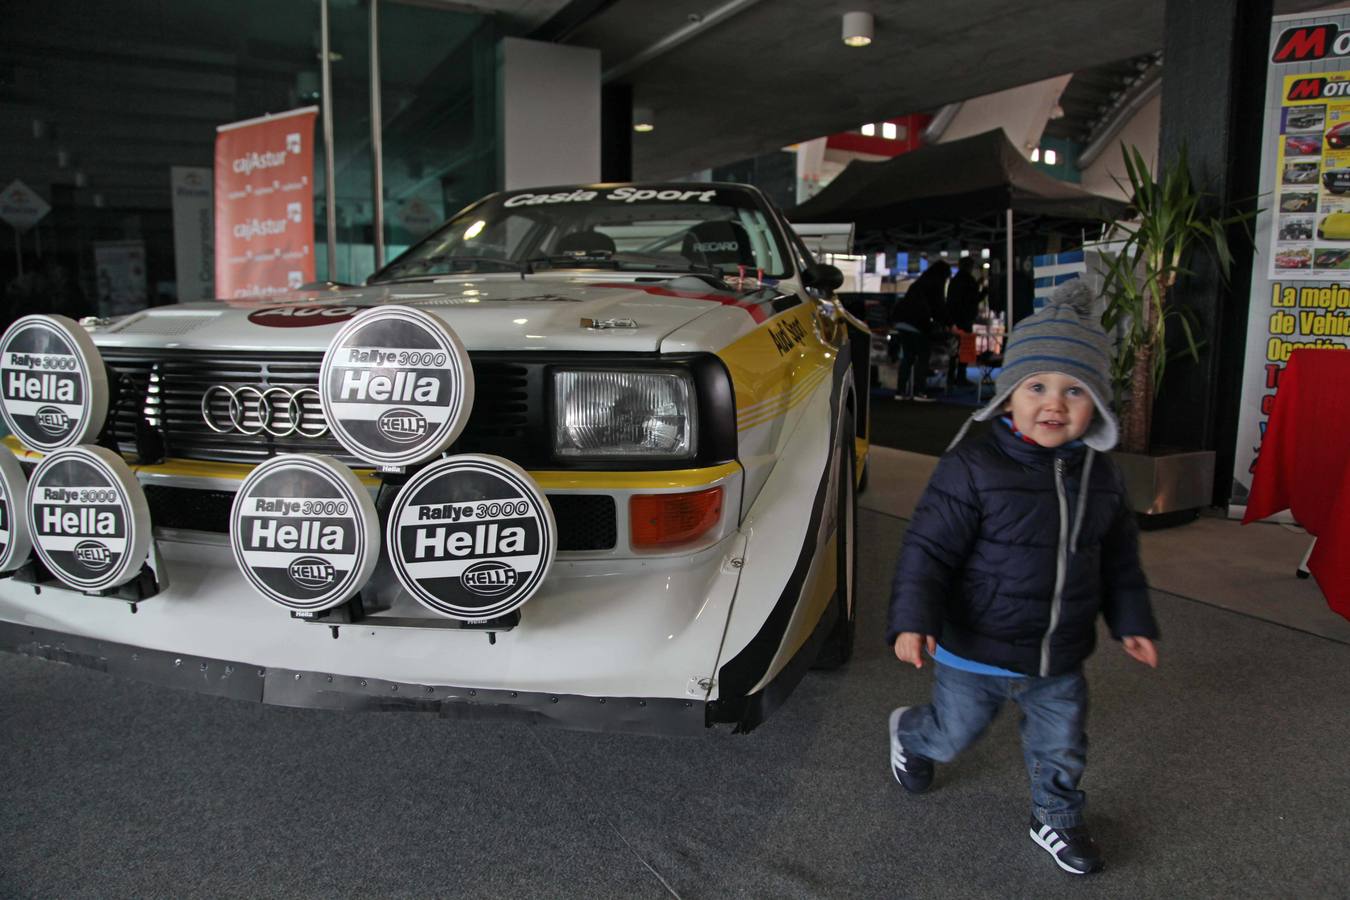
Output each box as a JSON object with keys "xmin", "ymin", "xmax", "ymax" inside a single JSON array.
[{"xmin": 1, "ymin": 0, "xmax": 497, "ymax": 326}]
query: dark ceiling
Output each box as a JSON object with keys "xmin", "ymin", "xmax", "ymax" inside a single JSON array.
[
  {"xmin": 2, "ymin": 0, "xmax": 1338, "ymax": 216},
  {"xmin": 535, "ymin": 0, "xmax": 1336, "ymax": 178}
]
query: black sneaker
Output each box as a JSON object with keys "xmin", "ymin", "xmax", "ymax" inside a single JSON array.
[
  {"xmin": 1029, "ymin": 816, "xmax": 1104, "ymax": 874},
  {"xmin": 888, "ymin": 707, "xmax": 934, "ymax": 793}
]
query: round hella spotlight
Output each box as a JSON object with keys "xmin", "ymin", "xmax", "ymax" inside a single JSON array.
[
  {"xmin": 229, "ymin": 454, "xmax": 381, "ymax": 612},
  {"xmin": 0, "ymin": 451, "xmax": 33, "ymax": 573},
  {"xmin": 319, "ymin": 306, "xmax": 475, "ymax": 468},
  {"xmin": 27, "ymin": 445, "xmax": 152, "ymax": 591},
  {"xmin": 0, "ymin": 315, "xmax": 109, "ymax": 452},
  {"xmin": 386, "ymin": 454, "xmax": 556, "ymax": 621}
]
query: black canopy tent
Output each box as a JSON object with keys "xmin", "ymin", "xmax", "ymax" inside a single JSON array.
[{"xmin": 788, "ymin": 129, "xmax": 1130, "ymax": 327}]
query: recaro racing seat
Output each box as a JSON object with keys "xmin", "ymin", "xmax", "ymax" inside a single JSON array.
[{"xmin": 680, "ymin": 220, "xmax": 754, "ymax": 271}]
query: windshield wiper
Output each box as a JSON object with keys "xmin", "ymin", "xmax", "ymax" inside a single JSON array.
[
  {"xmin": 528, "ymin": 251, "xmax": 720, "ymax": 276},
  {"xmin": 528, "ymin": 252, "xmax": 620, "ymax": 270},
  {"xmin": 371, "ymin": 254, "xmax": 529, "ymax": 282}
]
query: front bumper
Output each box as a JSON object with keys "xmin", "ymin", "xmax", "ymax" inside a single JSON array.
[
  {"xmin": 0, "ymin": 621, "xmax": 707, "ymax": 734},
  {"xmin": 0, "ymin": 525, "xmax": 748, "ymax": 733}
]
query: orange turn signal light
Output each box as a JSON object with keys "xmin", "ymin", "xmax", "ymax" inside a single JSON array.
[{"xmin": 630, "ymin": 486, "xmax": 724, "ymax": 548}]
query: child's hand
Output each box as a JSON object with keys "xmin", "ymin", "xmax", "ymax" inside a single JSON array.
[
  {"xmin": 894, "ymin": 632, "xmax": 937, "ymax": 668},
  {"xmin": 1122, "ymin": 636, "xmax": 1158, "ymax": 668}
]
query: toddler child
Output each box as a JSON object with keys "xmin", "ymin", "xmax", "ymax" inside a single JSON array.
[{"xmin": 886, "ymin": 279, "xmax": 1159, "ymax": 875}]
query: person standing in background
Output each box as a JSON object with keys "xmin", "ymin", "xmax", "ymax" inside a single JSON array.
[
  {"xmin": 945, "ymin": 257, "xmax": 983, "ymax": 386},
  {"xmin": 888, "ymin": 260, "xmax": 950, "ymax": 400}
]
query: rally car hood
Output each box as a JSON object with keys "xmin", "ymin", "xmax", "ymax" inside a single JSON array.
[{"xmin": 87, "ymin": 274, "xmax": 738, "ymax": 354}]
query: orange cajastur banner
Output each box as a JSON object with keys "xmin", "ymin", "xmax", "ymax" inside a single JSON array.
[{"xmin": 214, "ymin": 106, "xmax": 318, "ymax": 299}]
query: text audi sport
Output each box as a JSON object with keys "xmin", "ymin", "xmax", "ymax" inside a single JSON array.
[{"xmin": 0, "ymin": 183, "xmax": 870, "ymax": 734}]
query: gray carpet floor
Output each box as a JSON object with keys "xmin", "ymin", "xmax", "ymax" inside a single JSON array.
[{"xmin": 3, "ymin": 508, "xmax": 1349, "ymax": 899}]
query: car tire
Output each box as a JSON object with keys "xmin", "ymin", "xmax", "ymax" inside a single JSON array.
[{"xmin": 814, "ymin": 411, "xmax": 857, "ymax": 669}]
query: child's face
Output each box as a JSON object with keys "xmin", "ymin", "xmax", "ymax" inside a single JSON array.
[{"xmin": 1003, "ymin": 372, "xmax": 1094, "ymax": 448}]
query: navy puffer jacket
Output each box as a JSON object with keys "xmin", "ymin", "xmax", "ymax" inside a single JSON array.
[{"xmin": 887, "ymin": 421, "xmax": 1158, "ymax": 677}]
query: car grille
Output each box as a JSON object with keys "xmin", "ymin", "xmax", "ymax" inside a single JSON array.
[
  {"xmin": 91, "ymin": 349, "xmax": 621, "ymax": 550},
  {"xmin": 99, "ymin": 349, "xmax": 533, "ymax": 467}
]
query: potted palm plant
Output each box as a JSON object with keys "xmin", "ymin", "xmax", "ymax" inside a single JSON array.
[{"xmin": 1094, "ymin": 144, "xmax": 1253, "ymax": 520}]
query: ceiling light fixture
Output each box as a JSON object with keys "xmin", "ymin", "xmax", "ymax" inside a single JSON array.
[
  {"xmin": 882, "ymin": 121, "xmax": 897, "ymax": 139},
  {"xmin": 633, "ymin": 106, "xmax": 655, "ymax": 133},
  {"xmin": 842, "ymin": 11, "xmax": 873, "ymax": 47},
  {"xmin": 1044, "ymin": 149, "xmax": 1058, "ymax": 165},
  {"xmin": 1030, "ymin": 148, "xmax": 1040, "ymax": 162},
  {"xmin": 861, "ymin": 123, "xmax": 875, "ymax": 136}
]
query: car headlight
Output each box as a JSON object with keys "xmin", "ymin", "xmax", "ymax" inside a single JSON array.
[{"xmin": 553, "ymin": 369, "xmax": 696, "ymax": 459}]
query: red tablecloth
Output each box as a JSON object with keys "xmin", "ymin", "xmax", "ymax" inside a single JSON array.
[{"xmin": 1244, "ymin": 348, "xmax": 1350, "ymax": 621}]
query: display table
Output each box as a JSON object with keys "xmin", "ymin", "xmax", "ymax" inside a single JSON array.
[{"xmin": 1244, "ymin": 348, "xmax": 1350, "ymax": 621}]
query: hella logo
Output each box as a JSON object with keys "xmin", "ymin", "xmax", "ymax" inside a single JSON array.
[
  {"xmin": 34, "ymin": 405, "xmax": 71, "ymax": 436},
  {"xmin": 377, "ymin": 408, "xmax": 428, "ymax": 443},
  {"xmin": 461, "ymin": 560, "xmax": 518, "ymax": 596},
  {"xmin": 74, "ymin": 540, "xmax": 113, "ymax": 571},
  {"xmin": 287, "ymin": 556, "xmax": 336, "ymax": 589}
]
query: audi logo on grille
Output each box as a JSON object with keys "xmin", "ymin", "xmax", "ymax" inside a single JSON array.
[{"xmin": 201, "ymin": 386, "xmax": 328, "ymax": 438}]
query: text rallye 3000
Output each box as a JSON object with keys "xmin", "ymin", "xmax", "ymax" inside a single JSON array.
[{"xmin": 0, "ymin": 183, "xmax": 869, "ymax": 734}]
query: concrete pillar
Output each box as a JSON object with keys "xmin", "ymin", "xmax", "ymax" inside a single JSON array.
[
  {"xmin": 499, "ymin": 38, "xmax": 600, "ymax": 189},
  {"xmin": 1154, "ymin": 0, "xmax": 1272, "ymax": 504}
]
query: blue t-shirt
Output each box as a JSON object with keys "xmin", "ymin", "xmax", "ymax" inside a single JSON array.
[{"xmin": 932, "ymin": 644, "xmax": 1026, "ymax": 678}]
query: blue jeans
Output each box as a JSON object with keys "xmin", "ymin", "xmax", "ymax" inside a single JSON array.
[{"xmin": 896, "ymin": 663, "xmax": 1089, "ymax": 828}]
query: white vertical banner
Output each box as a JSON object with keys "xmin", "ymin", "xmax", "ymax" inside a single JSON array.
[
  {"xmin": 170, "ymin": 167, "xmax": 214, "ymax": 302},
  {"xmin": 93, "ymin": 241, "xmax": 148, "ymax": 317}
]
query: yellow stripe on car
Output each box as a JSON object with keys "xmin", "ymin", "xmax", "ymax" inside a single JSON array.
[
  {"xmin": 4, "ymin": 436, "xmax": 739, "ymax": 492},
  {"xmin": 718, "ymin": 306, "xmax": 838, "ymax": 432},
  {"xmin": 736, "ymin": 365, "xmax": 832, "ymax": 431},
  {"xmin": 528, "ymin": 463, "xmax": 740, "ymax": 490}
]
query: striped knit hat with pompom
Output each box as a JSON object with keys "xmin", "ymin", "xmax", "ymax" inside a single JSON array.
[{"xmin": 959, "ymin": 278, "xmax": 1119, "ymax": 451}]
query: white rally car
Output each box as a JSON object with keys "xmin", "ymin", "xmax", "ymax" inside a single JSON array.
[{"xmin": 0, "ymin": 183, "xmax": 870, "ymax": 734}]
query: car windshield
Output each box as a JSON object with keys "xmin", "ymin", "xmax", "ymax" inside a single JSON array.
[{"xmin": 370, "ymin": 185, "xmax": 793, "ymax": 283}]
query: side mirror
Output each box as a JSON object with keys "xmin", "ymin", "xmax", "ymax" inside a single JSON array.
[{"xmin": 802, "ymin": 263, "xmax": 844, "ymax": 293}]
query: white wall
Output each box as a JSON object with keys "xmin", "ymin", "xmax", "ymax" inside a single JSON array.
[
  {"xmin": 940, "ymin": 74, "xmax": 1072, "ymax": 154},
  {"xmin": 1080, "ymin": 92, "xmax": 1161, "ymax": 201},
  {"xmin": 499, "ymin": 38, "xmax": 601, "ymax": 189}
]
